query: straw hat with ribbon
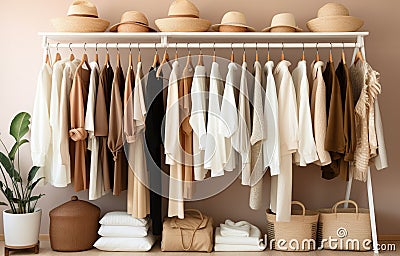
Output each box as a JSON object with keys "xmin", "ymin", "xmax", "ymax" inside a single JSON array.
[
  {"xmin": 262, "ymin": 13, "xmax": 302, "ymax": 32},
  {"xmin": 51, "ymin": 0, "xmax": 110, "ymax": 32},
  {"xmin": 211, "ymin": 11, "xmax": 255, "ymax": 32},
  {"xmin": 110, "ymin": 11, "xmax": 156, "ymax": 32},
  {"xmin": 155, "ymin": 0, "xmax": 211, "ymax": 32},
  {"xmin": 306, "ymin": 3, "xmax": 364, "ymax": 32}
]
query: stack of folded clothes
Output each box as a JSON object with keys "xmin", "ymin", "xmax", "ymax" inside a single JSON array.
[
  {"xmin": 214, "ymin": 220, "xmax": 266, "ymax": 251},
  {"xmin": 94, "ymin": 211, "xmax": 156, "ymax": 252}
]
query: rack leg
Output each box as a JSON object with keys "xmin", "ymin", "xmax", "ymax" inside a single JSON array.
[
  {"xmin": 344, "ymin": 166, "xmax": 353, "ymax": 208},
  {"xmin": 367, "ymin": 167, "xmax": 379, "ymax": 254}
]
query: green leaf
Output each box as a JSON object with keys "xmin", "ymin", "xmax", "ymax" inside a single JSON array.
[
  {"xmin": 0, "ymin": 152, "xmax": 21, "ymax": 182},
  {"xmin": 11, "ymin": 198, "xmax": 21, "ymax": 204},
  {"xmin": 9, "ymin": 112, "xmax": 31, "ymax": 142},
  {"xmin": 27, "ymin": 177, "xmax": 44, "ymax": 192},
  {"xmin": 28, "ymin": 166, "xmax": 40, "ymax": 182},
  {"xmin": 0, "ymin": 202, "xmax": 7, "ymax": 206},
  {"xmin": 5, "ymin": 187, "xmax": 13, "ymax": 199},
  {"xmin": 29, "ymin": 194, "xmax": 45, "ymax": 202},
  {"xmin": 9, "ymin": 139, "xmax": 29, "ymax": 160}
]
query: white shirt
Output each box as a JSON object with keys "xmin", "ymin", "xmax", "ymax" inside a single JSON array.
[
  {"xmin": 310, "ymin": 61, "xmax": 331, "ymax": 166},
  {"xmin": 166, "ymin": 61, "xmax": 184, "ymax": 219},
  {"xmin": 220, "ymin": 62, "xmax": 238, "ymax": 172},
  {"xmin": 271, "ymin": 60, "xmax": 298, "ymax": 222},
  {"xmin": 232, "ymin": 62, "xmax": 251, "ymax": 185},
  {"xmin": 85, "ymin": 62, "xmax": 105, "ymax": 200},
  {"xmin": 31, "ymin": 63, "xmax": 52, "ymax": 182},
  {"xmin": 204, "ymin": 62, "xmax": 227, "ymax": 177},
  {"xmin": 292, "ymin": 60, "xmax": 318, "ymax": 166},
  {"xmin": 263, "ymin": 61, "xmax": 280, "ymax": 176},
  {"xmin": 189, "ymin": 65, "xmax": 208, "ymax": 180}
]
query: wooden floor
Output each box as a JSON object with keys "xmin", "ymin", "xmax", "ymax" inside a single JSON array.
[{"xmin": 1, "ymin": 240, "xmax": 398, "ymax": 256}]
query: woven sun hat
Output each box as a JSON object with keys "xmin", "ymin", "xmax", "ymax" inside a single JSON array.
[
  {"xmin": 262, "ymin": 13, "xmax": 302, "ymax": 32},
  {"xmin": 109, "ymin": 11, "xmax": 156, "ymax": 32},
  {"xmin": 306, "ymin": 3, "xmax": 364, "ymax": 32},
  {"xmin": 51, "ymin": 0, "xmax": 110, "ymax": 32},
  {"xmin": 155, "ymin": 0, "xmax": 211, "ymax": 32},
  {"xmin": 211, "ymin": 11, "xmax": 255, "ymax": 32}
]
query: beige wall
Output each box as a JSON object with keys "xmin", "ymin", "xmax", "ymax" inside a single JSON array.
[{"xmin": 0, "ymin": 0, "xmax": 399, "ymax": 236}]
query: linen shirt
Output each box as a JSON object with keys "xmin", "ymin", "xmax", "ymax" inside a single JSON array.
[
  {"xmin": 189, "ymin": 65, "xmax": 208, "ymax": 180},
  {"xmin": 292, "ymin": 60, "xmax": 318, "ymax": 166},
  {"xmin": 204, "ymin": 62, "xmax": 227, "ymax": 177}
]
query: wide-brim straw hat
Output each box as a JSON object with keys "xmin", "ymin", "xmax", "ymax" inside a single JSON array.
[
  {"xmin": 51, "ymin": 0, "xmax": 109, "ymax": 32},
  {"xmin": 211, "ymin": 11, "xmax": 255, "ymax": 32},
  {"xmin": 155, "ymin": 0, "xmax": 210, "ymax": 32},
  {"xmin": 109, "ymin": 11, "xmax": 156, "ymax": 32},
  {"xmin": 306, "ymin": 3, "xmax": 364, "ymax": 32},
  {"xmin": 262, "ymin": 13, "xmax": 302, "ymax": 32}
]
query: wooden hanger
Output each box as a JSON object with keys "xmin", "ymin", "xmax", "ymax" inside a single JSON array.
[
  {"xmin": 197, "ymin": 44, "xmax": 203, "ymax": 66},
  {"xmin": 341, "ymin": 44, "xmax": 346, "ymax": 65},
  {"xmin": 104, "ymin": 43, "xmax": 110, "ymax": 67},
  {"xmin": 157, "ymin": 48, "xmax": 171, "ymax": 77},
  {"xmin": 212, "ymin": 43, "xmax": 216, "ymax": 62},
  {"xmin": 315, "ymin": 43, "xmax": 320, "ymax": 62},
  {"xmin": 230, "ymin": 44, "xmax": 234, "ymax": 63},
  {"xmin": 128, "ymin": 44, "xmax": 133, "ymax": 69},
  {"xmin": 45, "ymin": 45, "xmax": 51, "ymax": 66},
  {"xmin": 174, "ymin": 46, "xmax": 178, "ymax": 61},
  {"xmin": 80, "ymin": 43, "xmax": 91, "ymax": 71},
  {"xmin": 280, "ymin": 43, "xmax": 285, "ymax": 61},
  {"xmin": 137, "ymin": 44, "xmax": 142, "ymax": 63},
  {"xmin": 68, "ymin": 43, "xmax": 74, "ymax": 61},
  {"xmin": 53, "ymin": 43, "xmax": 61, "ymax": 65},
  {"xmin": 242, "ymin": 44, "xmax": 246, "ymax": 63},
  {"xmin": 255, "ymin": 43, "xmax": 259, "ymax": 62},
  {"xmin": 152, "ymin": 44, "xmax": 160, "ymax": 68},
  {"xmin": 185, "ymin": 46, "xmax": 193, "ymax": 71},
  {"xmin": 116, "ymin": 43, "xmax": 121, "ymax": 67},
  {"xmin": 355, "ymin": 47, "xmax": 364, "ymax": 64},
  {"xmin": 94, "ymin": 43, "xmax": 99, "ymax": 65}
]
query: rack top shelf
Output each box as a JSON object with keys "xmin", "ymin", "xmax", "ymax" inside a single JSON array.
[{"xmin": 40, "ymin": 32, "xmax": 369, "ymax": 43}]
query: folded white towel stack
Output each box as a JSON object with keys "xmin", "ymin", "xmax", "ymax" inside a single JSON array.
[
  {"xmin": 214, "ymin": 220, "xmax": 266, "ymax": 252},
  {"xmin": 94, "ymin": 211, "xmax": 156, "ymax": 252}
]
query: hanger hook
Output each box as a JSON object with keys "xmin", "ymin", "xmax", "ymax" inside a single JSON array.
[
  {"xmin": 231, "ymin": 43, "xmax": 234, "ymax": 54},
  {"xmin": 129, "ymin": 43, "xmax": 132, "ymax": 54},
  {"xmin": 56, "ymin": 42, "xmax": 60, "ymax": 52},
  {"xmin": 138, "ymin": 43, "xmax": 141, "ymax": 54},
  {"xmin": 95, "ymin": 43, "xmax": 98, "ymax": 53},
  {"xmin": 316, "ymin": 42, "xmax": 319, "ymax": 55},
  {"xmin": 154, "ymin": 43, "xmax": 157, "ymax": 54},
  {"xmin": 116, "ymin": 43, "xmax": 119, "ymax": 53},
  {"xmin": 83, "ymin": 42, "xmax": 87, "ymax": 53},
  {"xmin": 281, "ymin": 42, "xmax": 284, "ymax": 54},
  {"xmin": 199, "ymin": 43, "xmax": 202, "ymax": 55},
  {"xmin": 330, "ymin": 42, "xmax": 333, "ymax": 52},
  {"xmin": 342, "ymin": 42, "xmax": 345, "ymax": 51},
  {"xmin": 105, "ymin": 43, "xmax": 109, "ymax": 53},
  {"xmin": 302, "ymin": 42, "xmax": 305, "ymax": 54},
  {"xmin": 255, "ymin": 42, "xmax": 258, "ymax": 54},
  {"xmin": 267, "ymin": 42, "xmax": 270, "ymax": 55},
  {"xmin": 187, "ymin": 43, "xmax": 190, "ymax": 55},
  {"xmin": 243, "ymin": 43, "xmax": 246, "ymax": 54},
  {"xmin": 69, "ymin": 43, "xmax": 73, "ymax": 52}
]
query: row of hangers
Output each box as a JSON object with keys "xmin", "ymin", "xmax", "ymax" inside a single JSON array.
[{"xmin": 45, "ymin": 42, "xmax": 365, "ymax": 72}]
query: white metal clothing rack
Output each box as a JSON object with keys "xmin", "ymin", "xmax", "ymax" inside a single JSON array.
[{"xmin": 39, "ymin": 32, "xmax": 379, "ymax": 254}]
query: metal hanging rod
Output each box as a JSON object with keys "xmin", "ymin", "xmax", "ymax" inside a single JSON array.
[{"xmin": 46, "ymin": 42, "xmax": 362, "ymax": 50}]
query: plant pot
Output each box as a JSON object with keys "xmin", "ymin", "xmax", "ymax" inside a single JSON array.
[{"xmin": 3, "ymin": 209, "xmax": 42, "ymax": 247}]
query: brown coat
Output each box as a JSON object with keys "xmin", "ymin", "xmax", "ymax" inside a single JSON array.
[
  {"xmin": 108, "ymin": 62, "xmax": 128, "ymax": 195},
  {"xmin": 69, "ymin": 62, "xmax": 90, "ymax": 191},
  {"xmin": 322, "ymin": 61, "xmax": 344, "ymax": 180},
  {"xmin": 94, "ymin": 64, "xmax": 113, "ymax": 192}
]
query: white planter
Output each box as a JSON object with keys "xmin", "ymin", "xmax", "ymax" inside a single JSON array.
[{"xmin": 3, "ymin": 209, "xmax": 42, "ymax": 246}]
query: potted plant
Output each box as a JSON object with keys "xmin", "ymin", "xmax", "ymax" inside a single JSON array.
[{"xmin": 0, "ymin": 112, "xmax": 44, "ymax": 247}]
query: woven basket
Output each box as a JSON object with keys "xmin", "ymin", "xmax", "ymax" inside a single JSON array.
[
  {"xmin": 266, "ymin": 201, "xmax": 319, "ymax": 252},
  {"xmin": 318, "ymin": 200, "xmax": 371, "ymax": 251}
]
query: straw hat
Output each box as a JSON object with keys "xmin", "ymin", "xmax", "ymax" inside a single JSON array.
[
  {"xmin": 211, "ymin": 11, "xmax": 255, "ymax": 32},
  {"xmin": 155, "ymin": 0, "xmax": 210, "ymax": 32},
  {"xmin": 51, "ymin": 0, "xmax": 109, "ymax": 32},
  {"xmin": 306, "ymin": 3, "xmax": 364, "ymax": 32},
  {"xmin": 262, "ymin": 13, "xmax": 302, "ymax": 32},
  {"xmin": 109, "ymin": 11, "xmax": 155, "ymax": 32}
]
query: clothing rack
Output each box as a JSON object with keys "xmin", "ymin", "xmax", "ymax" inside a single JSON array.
[{"xmin": 39, "ymin": 32, "xmax": 378, "ymax": 254}]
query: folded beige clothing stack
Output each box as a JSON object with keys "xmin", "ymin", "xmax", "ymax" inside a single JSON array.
[
  {"xmin": 94, "ymin": 211, "xmax": 156, "ymax": 252},
  {"xmin": 214, "ymin": 220, "xmax": 266, "ymax": 251}
]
